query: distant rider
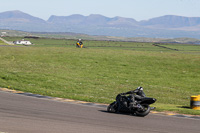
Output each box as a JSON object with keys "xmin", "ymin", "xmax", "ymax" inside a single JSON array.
[{"xmin": 76, "ymin": 39, "xmax": 83, "ymax": 48}]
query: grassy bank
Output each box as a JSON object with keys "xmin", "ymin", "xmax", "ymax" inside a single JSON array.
[
  {"xmin": 0, "ymin": 38, "xmax": 200, "ymax": 115},
  {"xmin": 0, "ymin": 40, "xmax": 7, "ymax": 45}
]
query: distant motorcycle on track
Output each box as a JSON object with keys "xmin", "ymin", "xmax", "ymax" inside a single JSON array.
[
  {"xmin": 76, "ymin": 39, "xmax": 85, "ymax": 48},
  {"xmin": 107, "ymin": 87, "xmax": 156, "ymax": 117}
]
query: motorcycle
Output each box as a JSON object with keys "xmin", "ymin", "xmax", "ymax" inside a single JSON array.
[
  {"xmin": 107, "ymin": 92, "xmax": 156, "ymax": 117},
  {"xmin": 76, "ymin": 39, "xmax": 85, "ymax": 48},
  {"xmin": 76, "ymin": 41, "xmax": 84, "ymax": 48}
]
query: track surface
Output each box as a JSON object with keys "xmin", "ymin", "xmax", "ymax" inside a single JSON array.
[{"xmin": 0, "ymin": 91, "xmax": 199, "ymax": 133}]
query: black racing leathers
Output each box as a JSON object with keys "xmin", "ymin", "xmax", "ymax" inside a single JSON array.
[{"xmin": 116, "ymin": 89, "xmax": 146, "ymax": 111}]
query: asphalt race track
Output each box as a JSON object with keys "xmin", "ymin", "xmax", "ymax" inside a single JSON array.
[{"xmin": 0, "ymin": 90, "xmax": 199, "ymax": 133}]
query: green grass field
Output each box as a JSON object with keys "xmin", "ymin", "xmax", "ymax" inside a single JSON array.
[
  {"xmin": 1, "ymin": 37, "xmax": 200, "ymax": 115},
  {"xmin": 0, "ymin": 39, "xmax": 7, "ymax": 45}
]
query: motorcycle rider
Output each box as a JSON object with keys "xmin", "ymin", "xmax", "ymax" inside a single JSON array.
[
  {"xmin": 76, "ymin": 39, "xmax": 83, "ymax": 48},
  {"xmin": 116, "ymin": 87, "xmax": 146, "ymax": 111}
]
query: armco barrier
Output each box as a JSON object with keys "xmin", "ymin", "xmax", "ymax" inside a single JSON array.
[{"xmin": 190, "ymin": 95, "xmax": 200, "ymax": 110}]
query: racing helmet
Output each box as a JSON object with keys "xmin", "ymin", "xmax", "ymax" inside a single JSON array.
[
  {"xmin": 137, "ymin": 86, "xmax": 143, "ymax": 91},
  {"xmin": 136, "ymin": 87, "xmax": 145, "ymax": 97}
]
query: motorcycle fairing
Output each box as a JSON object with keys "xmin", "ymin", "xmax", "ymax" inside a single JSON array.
[{"xmin": 139, "ymin": 97, "xmax": 156, "ymax": 104}]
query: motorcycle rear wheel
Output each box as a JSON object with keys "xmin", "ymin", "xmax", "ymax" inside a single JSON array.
[
  {"xmin": 135, "ymin": 104, "xmax": 151, "ymax": 117},
  {"xmin": 107, "ymin": 102, "xmax": 118, "ymax": 113}
]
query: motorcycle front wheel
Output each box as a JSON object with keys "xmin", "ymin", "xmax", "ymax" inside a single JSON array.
[
  {"xmin": 135, "ymin": 104, "xmax": 151, "ymax": 117},
  {"xmin": 107, "ymin": 102, "xmax": 118, "ymax": 113}
]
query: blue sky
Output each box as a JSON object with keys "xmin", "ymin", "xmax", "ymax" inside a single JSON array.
[{"xmin": 0, "ymin": 0, "xmax": 200, "ymax": 21}]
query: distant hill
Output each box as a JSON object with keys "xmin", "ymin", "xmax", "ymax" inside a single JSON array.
[
  {"xmin": 1, "ymin": 10, "xmax": 200, "ymax": 39},
  {"xmin": 0, "ymin": 10, "xmax": 46, "ymax": 23},
  {"xmin": 0, "ymin": 10, "xmax": 50, "ymax": 31},
  {"xmin": 140, "ymin": 15, "xmax": 200, "ymax": 29},
  {"xmin": 48, "ymin": 14, "xmax": 138, "ymax": 27}
]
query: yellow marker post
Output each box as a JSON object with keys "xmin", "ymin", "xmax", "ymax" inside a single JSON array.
[{"xmin": 190, "ymin": 95, "xmax": 200, "ymax": 110}]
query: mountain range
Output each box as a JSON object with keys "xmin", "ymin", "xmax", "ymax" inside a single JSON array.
[{"xmin": 1, "ymin": 10, "xmax": 200, "ymax": 39}]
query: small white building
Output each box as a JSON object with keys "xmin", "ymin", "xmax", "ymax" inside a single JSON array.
[
  {"xmin": 13, "ymin": 39, "xmax": 32, "ymax": 45},
  {"xmin": 1, "ymin": 32, "xmax": 7, "ymax": 37}
]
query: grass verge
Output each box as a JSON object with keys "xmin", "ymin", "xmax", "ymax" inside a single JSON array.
[{"xmin": 0, "ymin": 38, "xmax": 200, "ymax": 115}]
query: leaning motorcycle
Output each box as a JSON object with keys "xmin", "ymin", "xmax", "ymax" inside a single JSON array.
[{"xmin": 107, "ymin": 92, "xmax": 156, "ymax": 117}]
